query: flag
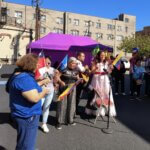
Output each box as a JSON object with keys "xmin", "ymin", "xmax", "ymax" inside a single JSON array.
[
  {"xmin": 57, "ymin": 79, "xmax": 82, "ymax": 101},
  {"xmin": 58, "ymin": 83, "xmax": 75, "ymax": 101},
  {"xmin": 115, "ymin": 60, "xmax": 121, "ymax": 70},
  {"xmin": 35, "ymin": 51, "xmax": 46, "ymax": 79},
  {"xmin": 81, "ymin": 73, "xmax": 89, "ymax": 82},
  {"xmin": 92, "ymin": 45, "xmax": 100, "ymax": 56},
  {"xmin": 112, "ymin": 51, "xmax": 124, "ymax": 70},
  {"xmin": 58, "ymin": 55, "xmax": 68, "ymax": 71}
]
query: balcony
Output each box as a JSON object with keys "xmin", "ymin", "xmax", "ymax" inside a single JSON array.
[
  {"xmin": 0, "ymin": 7, "xmax": 7, "ymax": 25},
  {"xmin": 6, "ymin": 16, "xmax": 24, "ymax": 28}
]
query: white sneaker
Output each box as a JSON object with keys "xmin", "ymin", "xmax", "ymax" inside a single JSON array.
[
  {"xmin": 115, "ymin": 92, "xmax": 119, "ymax": 95},
  {"xmin": 41, "ymin": 124, "xmax": 49, "ymax": 133}
]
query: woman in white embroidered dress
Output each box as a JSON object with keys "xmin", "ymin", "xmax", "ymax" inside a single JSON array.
[{"xmin": 85, "ymin": 51, "xmax": 116, "ymax": 117}]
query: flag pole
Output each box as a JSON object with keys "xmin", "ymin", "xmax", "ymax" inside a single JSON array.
[
  {"xmin": 29, "ymin": 48, "xmax": 32, "ymax": 53},
  {"xmin": 56, "ymin": 55, "xmax": 68, "ymax": 70},
  {"xmin": 101, "ymin": 74, "xmax": 113, "ymax": 134},
  {"xmin": 56, "ymin": 61, "xmax": 61, "ymax": 70},
  {"xmin": 40, "ymin": 44, "xmax": 46, "ymax": 67}
]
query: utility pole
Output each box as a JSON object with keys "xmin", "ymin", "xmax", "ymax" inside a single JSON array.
[
  {"xmin": 0, "ymin": 0, "xmax": 7, "ymax": 28},
  {"xmin": 63, "ymin": 12, "xmax": 66, "ymax": 34},
  {"xmin": 33, "ymin": 0, "xmax": 41, "ymax": 40},
  {"xmin": 29, "ymin": 29, "xmax": 33, "ymax": 42},
  {"xmin": 0, "ymin": 0, "xmax": 2, "ymax": 25}
]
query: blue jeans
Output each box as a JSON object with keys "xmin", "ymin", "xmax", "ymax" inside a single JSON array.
[
  {"xmin": 14, "ymin": 115, "xmax": 40, "ymax": 150},
  {"xmin": 42, "ymin": 91, "xmax": 54, "ymax": 123}
]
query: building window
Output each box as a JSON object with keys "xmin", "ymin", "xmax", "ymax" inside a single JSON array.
[
  {"xmin": 71, "ymin": 30, "xmax": 79, "ymax": 35},
  {"xmin": 84, "ymin": 30, "xmax": 92, "ymax": 37},
  {"xmin": 7, "ymin": 9, "xmax": 10, "ymax": 16},
  {"xmin": 85, "ymin": 21, "xmax": 89, "ymax": 27},
  {"xmin": 40, "ymin": 27, "xmax": 46, "ymax": 34},
  {"xmin": 68, "ymin": 18, "xmax": 71, "ymax": 24},
  {"xmin": 96, "ymin": 22, "xmax": 101, "ymax": 28},
  {"xmin": 14, "ymin": 11, "xmax": 22, "ymax": 24},
  {"xmin": 91, "ymin": 21, "xmax": 94, "ymax": 26},
  {"xmin": 107, "ymin": 24, "xmax": 115, "ymax": 30},
  {"xmin": 84, "ymin": 31, "xmax": 88, "ymax": 36},
  {"xmin": 53, "ymin": 28, "xmax": 63, "ymax": 34},
  {"xmin": 56, "ymin": 17, "xmax": 63, "ymax": 24},
  {"xmin": 107, "ymin": 34, "xmax": 114, "ymax": 40},
  {"xmin": 116, "ymin": 35, "xmax": 124, "ymax": 41},
  {"xmin": 85, "ymin": 21, "xmax": 94, "ymax": 27},
  {"xmin": 73, "ymin": 19, "xmax": 79, "ymax": 26},
  {"xmin": 14, "ymin": 11, "xmax": 22, "ymax": 18},
  {"xmin": 41, "ymin": 15, "xmax": 46, "ymax": 22},
  {"xmin": 117, "ymin": 26, "xmax": 122, "ymax": 31},
  {"xmin": 96, "ymin": 33, "xmax": 103, "ymax": 39},
  {"xmin": 125, "ymin": 18, "xmax": 129, "ymax": 23},
  {"xmin": 125, "ymin": 26, "xmax": 128, "ymax": 33},
  {"xmin": 33, "ymin": 13, "xmax": 36, "ymax": 19}
]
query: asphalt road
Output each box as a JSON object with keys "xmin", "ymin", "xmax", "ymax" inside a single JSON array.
[{"xmin": 0, "ymin": 66, "xmax": 150, "ymax": 150}]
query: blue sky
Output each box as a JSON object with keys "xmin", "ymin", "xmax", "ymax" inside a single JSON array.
[{"xmin": 5, "ymin": 0, "xmax": 150, "ymax": 31}]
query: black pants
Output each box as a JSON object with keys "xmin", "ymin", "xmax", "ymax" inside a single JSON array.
[
  {"xmin": 76, "ymin": 83, "xmax": 84, "ymax": 112},
  {"xmin": 130, "ymin": 73, "xmax": 135, "ymax": 95},
  {"xmin": 136, "ymin": 84, "xmax": 141, "ymax": 97},
  {"xmin": 85, "ymin": 89, "xmax": 96, "ymax": 110},
  {"xmin": 131, "ymin": 79, "xmax": 141, "ymax": 97},
  {"xmin": 114, "ymin": 75, "xmax": 125, "ymax": 93},
  {"xmin": 145, "ymin": 73, "xmax": 150, "ymax": 95}
]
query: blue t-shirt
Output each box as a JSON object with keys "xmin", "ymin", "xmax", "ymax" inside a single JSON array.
[
  {"xmin": 9, "ymin": 72, "xmax": 42, "ymax": 118},
  {"xmin": 133, "ymin": 66, "xmax": 145, "ymax": 80}
]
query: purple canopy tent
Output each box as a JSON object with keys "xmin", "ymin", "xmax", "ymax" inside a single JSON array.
[{"xmin": 27, "ymin": 33, "xmax": 113, "ymax": 66}]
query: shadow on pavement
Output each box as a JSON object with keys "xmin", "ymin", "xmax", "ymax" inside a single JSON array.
[
  {"xmin": 0, "ymin": 113, "xmax": 17, "ymax": 129},
  {"xmin": 75, "ymin": 120, "xmax": 103, "ymax": 130},
  {"xmin": 47, "ymin": 115, "xmax": 57, "ymax": 127},
  {"xmin": 115, "ymin": 95, "xmax": 150, "ymax": 143},
  {"xmin": 0, "ymin": 145, "xmax": 8, "ymax": 150}
]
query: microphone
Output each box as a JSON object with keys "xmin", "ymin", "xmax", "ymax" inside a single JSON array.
[
  {"xmin": 44, "ymin": 72, "xmax": 52, "ymax": 80},
  {"xmin": 103, "ymin": 68, "xmax": 108, "ymax": 73}
]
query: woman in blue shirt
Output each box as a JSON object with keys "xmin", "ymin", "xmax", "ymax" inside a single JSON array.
[
  {"xmin": 8, "ymin": 54, "xmax": 50, "ymax": 150},
  {"xmin": 132, "ymin": 59, "xmax": 145, "ymax": 100}
]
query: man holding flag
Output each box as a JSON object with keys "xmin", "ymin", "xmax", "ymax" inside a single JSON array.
[{"xmin": 76, "ymin": 52, "xmax": 89, "ymax": 115}]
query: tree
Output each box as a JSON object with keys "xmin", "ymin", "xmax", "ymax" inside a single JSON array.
[{"xmin": 118, "ymin": 35, "xmax": 150, "ymax": 56}]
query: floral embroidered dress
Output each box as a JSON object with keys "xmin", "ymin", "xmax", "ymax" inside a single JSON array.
[{"xmin": 87, "ymin": 62, "xmax": 117, "ymax": 117}]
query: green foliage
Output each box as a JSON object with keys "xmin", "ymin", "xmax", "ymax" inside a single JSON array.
[
  {"xmin": 118, "ymin": 35, "xmax": 150, "ymax": 56},
  {"xmin": 92, "ymin": 45, "xmax": 100, "ymax": 56}
]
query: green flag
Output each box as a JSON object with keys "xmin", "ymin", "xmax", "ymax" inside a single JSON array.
[{"xmin": 92, "ymin": 46, "xmax": 100, "ymax": 56}]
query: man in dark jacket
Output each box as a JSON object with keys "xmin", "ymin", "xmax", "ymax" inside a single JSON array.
[{"xmin": 114, "ymin": 60, "xmax": 126, "ymax": 95}]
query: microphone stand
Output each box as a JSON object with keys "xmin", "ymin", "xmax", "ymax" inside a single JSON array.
[{"xmin": 101, "ymin": 69, "xmax": 113, "ymax": 134}]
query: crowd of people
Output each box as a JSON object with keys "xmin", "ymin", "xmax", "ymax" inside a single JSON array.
[
  {"xmin": 6, "ymin": 50, "xmax": 150, "ymax": 150},
  {"xmin": 129, "ymin": 51, "xmax": 150, "ymax": 100}
]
